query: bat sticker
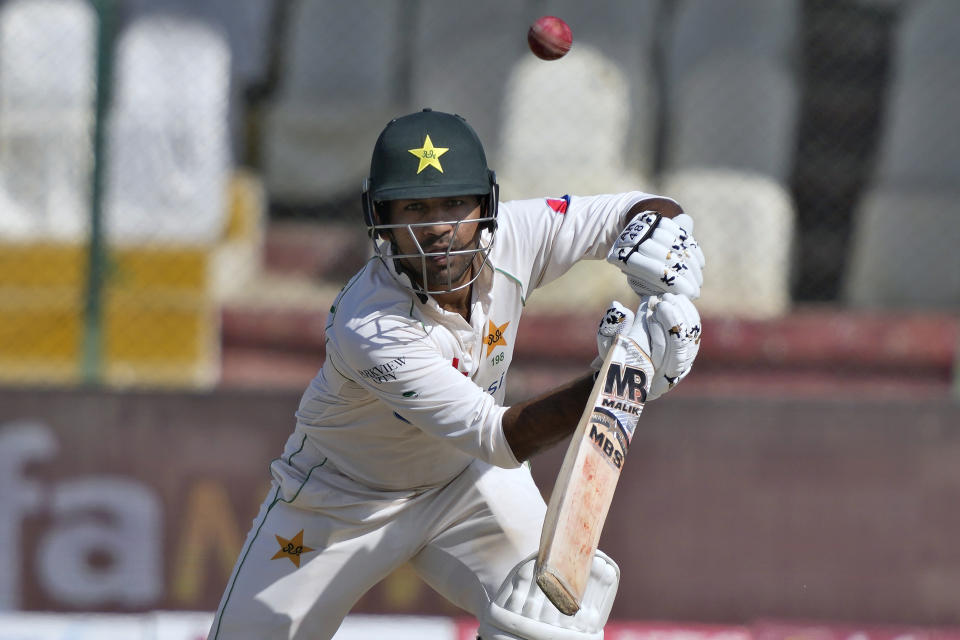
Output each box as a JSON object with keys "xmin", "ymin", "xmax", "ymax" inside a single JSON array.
[{"xmin": 588, "ymin": 407, "xmax": 631, "ymax": 469}]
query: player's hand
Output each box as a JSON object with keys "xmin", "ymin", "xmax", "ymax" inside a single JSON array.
[
  {"xmin": 606, "ymin": 212, "xmax": 705, "ymax": 299},
  {"xmin": 644, "ymin": 293, "xmax": 701, "ymax": 400},
  {"xmin": 594, "ymin": 295, "xmax": 702, "ymax": 400},
  {"xmin": 594, "ymin": 300, "xmax": 636, "ymax": 369}
]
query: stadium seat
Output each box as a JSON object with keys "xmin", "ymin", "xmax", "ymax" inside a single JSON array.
[
  {"xmin": 844, "ymin": 0, "xmax": 960, "ymax": 308},
  {"xmin": 0, "ymin": 0, "xmax": 95, "ymax": 241},
  {"xmin": 0, "ymin": 171, "xmax": 261, "ymax": 386},
  {"xmin": 105, "ymin": 14, "xmax": 231, "ymax": 244},
  {"xmin": 889, "ymin": 0, "xmax": 960, "ymax": 66},
  {"xmin": 664, "ymin": 0, "xmax": 800, "ymax": 89},
  {"xmin": 261, "ymin": 0, "xmax": 404, "ymax": 203},
  {"xmin": 658, "ymin": 50, "xmax": 800, "ymax": 317},
  {"xmin": 520, "ymin": 0, "xmax": 662, "ymax": 185},
  {"xmin": 844, "ymin": 189, "xmax": 960, "ymax": 309},
  {"xmin": 497, "ymin": 40, "xmax": 658, "ymax": 312},
  {"xmin": 121, "ymin": 0, "xmax": 274, "ymax": 161},
  {"xmin": 121, "ymin": 0, "xmax": 272, "ymax": 91},
  {"xmin": 870, "ymin": 1, "xmax": 960, "ymax": 188},
  {"xmin": 663, "ymin": 53, "xmax": 800, "ymax": 183},
  {"xmin": 49, "ymin": 13, "xmax": 230, "ymax": 387},
  {"xmin": 655, "ymin": 0, "xmax": 801, "ymax": 316},
  {"xmin": 0, "ymin": 241, "xmax": 218, "ymax": 386},
  {"xmin": 497, "ymin": 43, "xmax": 655, "ymax": 199},
  {"xmin": 662, "ymin": 168, "xmax": 796, "ymax": 318}
]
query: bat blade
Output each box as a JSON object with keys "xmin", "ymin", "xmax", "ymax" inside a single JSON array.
[{"xmin": 535, "ymin": 334, "xmax": 650, "ymax": 615}]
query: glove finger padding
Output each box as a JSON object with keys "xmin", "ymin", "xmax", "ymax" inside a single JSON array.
[
  {"xmin": 672, "ymin": 213, "xmax": 706, "ymax": 270},
  {"xmin": 672, "ymin": 214, "xmax": 705, "ymax": 290},
  {"xmin": 644, "ymin": 293, "xmax": 702, "ymax": 401},
  {"xmin": 593, "ymin": 301, "xmax": 635, "ymax": 370},
  {"xmin": 607, "ymin": 212, "xmax": 705, "ymax": 300}
]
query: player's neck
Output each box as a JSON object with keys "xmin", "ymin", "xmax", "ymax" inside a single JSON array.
[
  {"xmin": 428, "ymin": 257, "xmax": 480, "ymax": 321},
  {"xmin": 433, "ymin": 285, "xmax": 472, "ymax": 322}
]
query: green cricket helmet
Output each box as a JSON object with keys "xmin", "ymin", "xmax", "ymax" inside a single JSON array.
[{"xmin": 362, "ymin": 109, "xmax": 500, "ymax": 294}]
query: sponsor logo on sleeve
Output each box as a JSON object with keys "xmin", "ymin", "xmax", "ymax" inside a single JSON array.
[
  {"xmin": 546, "ymin": 195, "xmax": 570, "ymax": 214},
  {"xmin": 358, "ymin": 356, "xmax": 407, "ymax": 384}
]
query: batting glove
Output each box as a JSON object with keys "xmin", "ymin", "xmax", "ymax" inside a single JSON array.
[
  {"xmin": 606, "ymin": 212, "xmax": 705, "ymax": 299},
  {"xmin": 595, "ymin": 294, "xmax": 702, "ymax": 401}
]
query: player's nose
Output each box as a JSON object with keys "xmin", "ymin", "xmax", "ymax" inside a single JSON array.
[{"xmin": 419, "ymin": 209, "xmax": 458, "ymax": 234}]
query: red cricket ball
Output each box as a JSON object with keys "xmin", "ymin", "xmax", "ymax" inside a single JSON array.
[{"xmin": 527, "ymin": 15, "xmax": 572, "ymax": 61}]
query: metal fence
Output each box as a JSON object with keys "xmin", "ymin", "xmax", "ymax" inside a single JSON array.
[{"xmin": 0, "ymin": 0, "xmax": 957, "ymax": 389}]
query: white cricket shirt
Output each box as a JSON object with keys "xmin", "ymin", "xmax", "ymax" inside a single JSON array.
[{"xmin": 272, "ymin": 192, "xmax": 672, "ymax": 492}]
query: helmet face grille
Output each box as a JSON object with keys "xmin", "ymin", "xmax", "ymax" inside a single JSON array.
[
  {"xmin": 365, "ymin": 188, "xmax": 500, "ymax": 295},
  {"xmin": 376, "ymin": 221, "xmax": 497, "ymax": 295}
]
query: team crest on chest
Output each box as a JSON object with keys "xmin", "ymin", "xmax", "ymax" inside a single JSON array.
[
  {"xmin": 408, "ymin": 134, "xmax": 448, "ymax": 174},
  {"xmin": 271, "ymin": 529, "xmax": 315, "ymax": 568},
  {"xmin": 485, "ymin": 319, "xmax": 510, "ymax": 356}
]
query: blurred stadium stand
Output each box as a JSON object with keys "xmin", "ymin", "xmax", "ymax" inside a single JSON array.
[
  {"xmin": 410, "ymin": 0, "xmax": 530, "ymax": 161},
  {"xmin": 844, "ymin": 0, "xmax": 960, "ymax": 308},
  {"xmin": 262, "ymin": 0, "xmax": 405, "ymax": 206},
  {"xmin": 120, "ymin": 0, "xmax": 274, "ymax": 162},
  {"xmin": 0, "ymin": 0, "xmax": 95, "ymax": 240},
  {"xmin": 659, "ymin": 0, "xmax": 801, "ymax": 318},
  {"xmin": 0, "ymin": 0, "xmax": 955, "ymax": 394}
]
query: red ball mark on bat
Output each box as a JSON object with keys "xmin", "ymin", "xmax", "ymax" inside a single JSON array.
[{"xmin": 583, "ymin": 455, "xmax": 596, "ymax": 483}]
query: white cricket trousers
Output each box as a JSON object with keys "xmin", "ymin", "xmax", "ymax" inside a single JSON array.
[{"xmin": 208, "ymin": 458, "xmax": 547, "ymax": 640}]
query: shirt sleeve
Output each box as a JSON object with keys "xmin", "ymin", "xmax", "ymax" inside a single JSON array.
[
  {"xmin": 329, "ymin": 314, "xmax": 521, "ymax": 470},
  {"xmin": 495, "ymin": 191, "xmax": 680, "ymax": 297}
]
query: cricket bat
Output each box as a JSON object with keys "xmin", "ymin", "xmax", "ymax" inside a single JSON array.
[{"xmin": 535, "ymin": 331, "xmax": 652, "ymax": 615}]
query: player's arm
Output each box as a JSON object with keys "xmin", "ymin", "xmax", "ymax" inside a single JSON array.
[
  {"xmin": 623, "ymin": 196, "xmax": 683, "ymax": 223},
  {"xmin": 501, "ymin": 373, "xmax": 595, "ymax": 462},
  {"xmin": 505, "ymin": 192, "xmax": 685, "ymax": 296},
  {"xmin": 502, "ymin": 293, "xmax": 702, "ymax": 463}
]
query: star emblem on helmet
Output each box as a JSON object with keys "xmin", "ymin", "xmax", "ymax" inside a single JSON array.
[{"xmin": 408, "ymin": 134, "xmax": 448, "ymax": 174}]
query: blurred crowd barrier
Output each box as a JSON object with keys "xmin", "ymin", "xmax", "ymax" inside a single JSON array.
[{"xmin": 0, "ymin": 0, "xmax": 957, "ymax": 389}]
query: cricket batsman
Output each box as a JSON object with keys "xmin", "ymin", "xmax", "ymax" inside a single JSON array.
[{"xmin": 209, "ymin": 109, "xmax": 704, "ymax": 639}]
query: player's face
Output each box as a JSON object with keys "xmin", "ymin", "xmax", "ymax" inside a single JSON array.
[{"xmin": 385, "ymin": 196, "xmax": 484, "ymax": 291}]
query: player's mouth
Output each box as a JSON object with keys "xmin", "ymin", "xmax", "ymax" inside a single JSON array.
[{"xmin": 425, "ymin": 245, "xmax": 453, "ymax": 265}]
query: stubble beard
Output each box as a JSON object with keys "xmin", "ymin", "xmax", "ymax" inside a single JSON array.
[{"xmin": 399, "ymin": 235, "xmax": 482, "ymax": 291}]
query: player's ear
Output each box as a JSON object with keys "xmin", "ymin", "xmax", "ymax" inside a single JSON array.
[
  {"xmin": 479, "ymin": 195, "xmax": 498, "ymax": 232},
  {"xmin": 374, "ymin": 202, "xmax": 394, "ymax": 242}
]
